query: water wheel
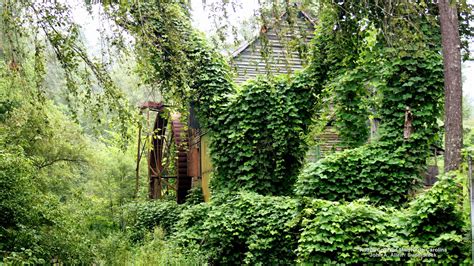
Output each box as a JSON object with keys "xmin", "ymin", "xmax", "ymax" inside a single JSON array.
[{"xmin": 139, "ymin": 102, "xmax": 192, "ymax": 203}]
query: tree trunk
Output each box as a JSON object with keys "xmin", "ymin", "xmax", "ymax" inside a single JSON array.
[{"xmin": 439, "ymin": 0, "xmax": 463, "ymax": 172}]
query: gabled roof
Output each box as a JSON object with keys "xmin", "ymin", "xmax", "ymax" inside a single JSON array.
[
  {"xmin": 230, "ymin": 9, "xmax": 316, "ymax": 84},
  {"xmin": 231, "ymin": 10, "xmax": 315, "ymax": 58}
]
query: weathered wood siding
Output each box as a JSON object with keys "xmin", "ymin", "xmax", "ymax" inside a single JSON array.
[
  {"xmin": 231, "ymin": 12, "xmax": 314, "ymax": 84},
  {"xmin": 306, "ymin": 126, "xmax": 345, "ymax": 162},
  {"xmin": 231, "ymin": 12, "xmax": 346, "ymax": 162}
]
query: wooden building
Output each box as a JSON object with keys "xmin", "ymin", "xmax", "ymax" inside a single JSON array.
[
  {"xmin": 196, "ymin": 9, "xmax": 342, "ymax": 201},
  {"xmin": 230, "ymin": 10, "xmax": 315, "ymax": 84},
  {"xmin": 140, "ymin": 8, "xmax": 343, "ymax": 203}
]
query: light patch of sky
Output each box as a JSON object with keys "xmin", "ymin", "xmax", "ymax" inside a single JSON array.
[
  {"xmin": 190, "ymin": 0, "xmax": 260, "ymax": 34},
  {"xmin": 463, "ymin": 61, "xmax": 474, "ymax": 102},
  {"xmin": 69, "ymin": 1, "xmax": 102, "ymax": 54},
  {"xmin": 70, "ymin": 0, "xmax": 260, "ymax": 55},
  {"xmin": 462, "ymin": 0, "xmax": 474, "ymax": 100}
]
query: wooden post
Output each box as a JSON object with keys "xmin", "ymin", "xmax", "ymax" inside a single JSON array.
[
  {"xmin": 135, "ymin": 124, "xmax": 142, "ymax": 199},
  {"xmin": 146, "ymin": 109, "xmax": 154, "ymax": 199}
]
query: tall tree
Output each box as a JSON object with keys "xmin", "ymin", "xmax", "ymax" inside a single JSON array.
[{"xmin": 439, "ymin": 0, "xmax": 463, "ymax": 171}]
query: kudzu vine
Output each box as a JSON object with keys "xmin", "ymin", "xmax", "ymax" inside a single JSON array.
[
  {"xmin": 295, "ymin": 0, "xmax": 445, "ymax": 205},
  {"xmin": 164, "ymin": 175, "xmax": 468, "ymax": 264},
  {"xmin": 120, "ymin": 1, "xmax": 319, "ymax": 196},
  {"xmin": 121, "ymin": 0, "xmax": 457, "ymax": 204},
  {"xmin": 119, "ymin": 1, "xmax": 471, "ymax": 263},
  {"xmin": 208, "ymin": 74, "xmax": 318, "ymax": 195}
]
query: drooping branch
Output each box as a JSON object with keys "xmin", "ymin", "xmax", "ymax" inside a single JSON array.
[{"xmin": 36, "ymin": 157, "xmax": 88, "ymax": 170}]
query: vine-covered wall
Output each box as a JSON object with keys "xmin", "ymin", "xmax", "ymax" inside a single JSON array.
[
  {"xmin": 295, "ymin": 0, "xmax": 444, "ymax": 205},
  {"xmin": 207, "ymin": 74, "xmax": 318, "ymax": 195},
  {"xmin": 121, "ymin": 1, "xmax": 471, "ymax": 264},
  {"xmin": 296, "ymin": 49, "xmax": 444, "ymax": 205},
  {"xmin": 128, "ymin": 1, "xmax": 445, "ymax": 202}
]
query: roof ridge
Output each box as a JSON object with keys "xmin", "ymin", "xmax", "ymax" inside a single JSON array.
[{"xmin": 230, "ymin": 10, "xmax": 315, "ymax": 58}]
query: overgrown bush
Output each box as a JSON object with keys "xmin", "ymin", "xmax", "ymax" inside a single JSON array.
[
  {"xmin": 295, "ymin": 175, "xmax": 470, "ymax": 264},
  {"xmin": 295, "ymin": 199, "xmax": 399, "ymax": 264},
  {"xmin": 295, "ymin": 141, "xmax": 421, "ymax": 206},
  {"xmin": 0, "ymin": 151, "xmax": 95, "ymax": 264},
  {"xmin": 169, "ymin": 175, "xmax": 469, "ymax": 265},
  {"xmin": 402, "ymin": 174, "xmax": 470, "ymax": 264},
  {"xmin": 94, "ymin": 228, "xmax": 206, "ymax": 265},
  {"xmin": 0, "ymin": 152, "xmax": 35, "ymax": 234},
  {"xmin": 93, "ymin": 232, "xmax": 134, "ymax": 264},
  {"xmin": 171, "ymin": 203, "xmax": 208, "ymax": 257},
  {"xmin": 129, "ymin": 200, "xmax": 182, "ymax": 242},
  {"xmin": 174, "ymin": 192, "xmax": 299, "ymax": 265},
  {"xmin": 184, "ymin": 184, "xmax": 205, "ymax": 206}
]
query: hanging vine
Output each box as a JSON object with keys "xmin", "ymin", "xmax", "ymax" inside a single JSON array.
[
  {"xmin": 102, "ymin": 0, "xmax": 471, "ymax": 202},
  {"xmin": 0, "ymin": 1, "xmax": 135, "ymax": 144}
]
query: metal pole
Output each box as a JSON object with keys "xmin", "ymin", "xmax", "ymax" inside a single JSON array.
[{"xmin": 469, "ymin": 154, "xmax": 473, "ymax": 263}]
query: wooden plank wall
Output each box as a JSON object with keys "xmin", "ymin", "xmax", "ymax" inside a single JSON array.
[
  {"xmin": 231, "ymin": 12, "xmax": 314, "ymax": 84},
  {"xmin": 306, "ymin": 126, "xmax": 345, "ymax": 162},
  {"xmin": 231, "ymin": 12, "xmax": 345, "ymax": 161}
]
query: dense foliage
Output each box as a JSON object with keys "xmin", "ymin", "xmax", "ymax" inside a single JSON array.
[
  {"xmin": 129, "ymin": 200, "xmax": 182, "ymax": 242},
  {"xmin": 295, "ymin": 0, "xmax": 445, "ymax": 205},
  {"xmin": 209, "ymin": 74, "xmax": 317, "ymax": 195},
  {"xmin": 296, "ymin": 175, "xmax": 469, "ymax": 264},
  {"xmin": 163, "ymin": 175, "xmax": 469, "ymax": 264},
  {"xmin": 296, "ymin": 142, "xmax": 417, "ymax": 205},
  {"xmin": 1, "ymin": 0, "xmax": 473, "ymax": 264},
  {"xmin": 175, "ymin": 192, "xmax": 300, "ymax": 264},
  {"xmin": 296, "ymin": 49, "xmax": 444, "ymax": 205}
]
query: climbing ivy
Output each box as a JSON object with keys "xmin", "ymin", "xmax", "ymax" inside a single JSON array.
[
  {"xmin": 117, "ymin": 1, "xmax": 319, "ymax": 195},
  {"xmin": 295, "ymin": 175, "xmax": 469, "ymax": 264},
  {"xmin": 294, "ymin": 0, "xmax": 446, "ymax": 205},
  {"xmin": 296, "ymin": 48, "xmax": 444, "ymax": 205},
  {"xmin": 208, "ymin": 74, "xmax": 317, "ymax": 195},
  {"xmin": 296, "ymin": 142, "xmax": 418, "ymax": 206}
]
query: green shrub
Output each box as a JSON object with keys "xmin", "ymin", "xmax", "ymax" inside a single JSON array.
[
  {"xmin": 93, "ymin": 232, "xmax": 134, "ymax": 265},
  {"xmin": 129, "ymin": 200, "xmax": 182, "ymax": 242},
  {"xmin": 0, "ymin": 152, "xmax": 35, "ymax": 232},
  {"xmin": 295, "ymin": 175, "xmax": 470, "ymax": 264},
  {"xmin": 93, "ymin": 228, "xmax": 206, "ymax": 266},
  {"xmin": 184, "ymin": 184, "xmax": 205, "ymax": 206},
  {"xmin": 295, "ymin": 199, "xmax": 400, "ymax": 264},
  {"xmin": 172, "ymin": 202, "xmax": 210, "ymax": 250},
  {"xmin": 402, "ymin": 174, "xmax": 470, "ymax": 264},
  {"xmin": 295, "ymin": 141, "xmax": 421, "ymax": 206},
  {"xmin": 135, "ymin": 228, "xmax": 207, "ymax": 266},
  {"xmin": 174, "ymin": 192, "xmax": 299, "ymax": 265}
]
